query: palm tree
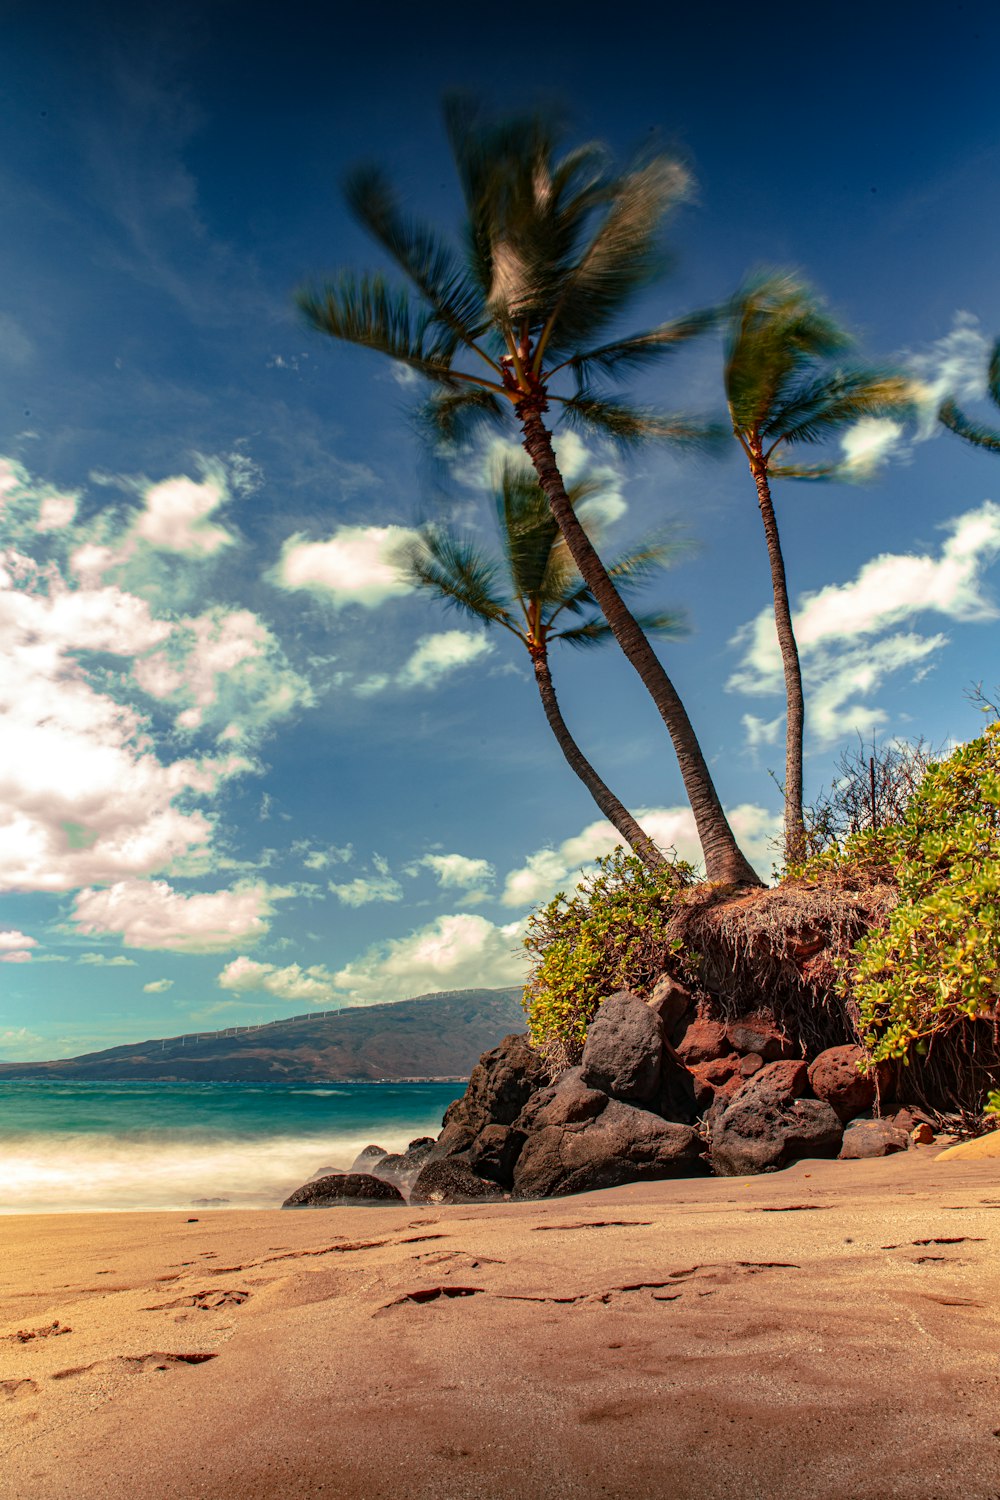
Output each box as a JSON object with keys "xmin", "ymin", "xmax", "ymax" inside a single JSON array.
[
  {"xmin": 940, "ymin": 338, "xmax": 1000, "ymax": 451},
  {"xmin": 724, "ymin": 272, "xmax": 913, "ymax": 866},
  {"xmin": 403, "ymin": 458, "xmax": 682, "ymax": 872},
  {"xmin": 296, "ymin": 99, "xmax": 761, "ymax": 886}
]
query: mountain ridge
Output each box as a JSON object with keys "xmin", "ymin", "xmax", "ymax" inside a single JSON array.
[{"xmin": 0, "ymin": 987, "xmax": 526, "ymax": 1082}]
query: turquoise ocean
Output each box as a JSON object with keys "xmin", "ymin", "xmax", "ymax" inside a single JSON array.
[{"xmin": 0, "ymin": 1080, "xmax": 466, "ymax": 1213}]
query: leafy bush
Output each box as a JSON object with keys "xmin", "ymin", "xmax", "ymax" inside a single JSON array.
[
  {"xmin": 835, "ymin": 725, "xmax": 1000, "ymax": 1073},
  {"xmin": 522, "ymin": 848, "xmax": 694, "ymax": 1066}
]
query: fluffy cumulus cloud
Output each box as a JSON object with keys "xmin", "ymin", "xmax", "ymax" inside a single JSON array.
[
  {"xmin": 217, "ymin": 955, "xmax": 339, "ymax": 1004},
  {"xmin": 457, "ymin": 431, "xmax": 628, "ymax": 531},
  {"xmin": 328, "ymin": 853, "xmax": 404, "ymax": 908},
  {"xmin": 396, "ymin": 630, "xmax": 492, "ymax": 689},
  {"xmin": 273, "ymin": 524, "xmax": 418, "ymax": 608},
  {"xmin": 501, "ymin": 803, "xmax": 782, "ymax": 904},
  {"xmin": 0, "ymin": 927, "xmax": 36, "ymax": 963},
  {"xmin": 0, "ymin": 456, "xmax": 311, "ymax": 895},
  {"xmin": 142, "ymin": 978, "xmax": 173, "ymax": 993},
  {"xmin": 729, "ymin": 502, "xmax": 1000, "ymax": 745},
  {"xmin": 72, "ymin": 879, "xmax": 279, "ymax": 952},
  {"xmin": 331, "ymin": 912, "xmax": 528, "ymax": 1005},
  {"xmin": 132, "ymin": 605, "xmax": 313, "ymax": 739},
  {"xmin": 417, "ymin": 853, "xmax": 495, "ymax": 889},
  {"xmin": 907, "ymin": 312, "xmax": 992, "ymax": 438}
]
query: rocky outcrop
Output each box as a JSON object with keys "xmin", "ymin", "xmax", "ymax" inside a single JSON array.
[
  {"xmin": 645, "ymin": 974, "xmax": 694, "ymax": 1041},
  {"xmin": 676, "ymin": 1018, "xmax": 732, "ymax": 1065},
  {"xmin": 432, "ymin": 1033, "xmax": 550, "ymax": 1160},
  {"xmin": 282, "ymin": 1172, "xmax": 405, "ymax": 1208},
  {"xmin": 709, "ymin": 1061, "xmax": 843, "ymax": 1176},
  {"xmin": 350, "ymin": 1144, "xmax": 388, "ymax": 1173},
  {"xmin": 512, "ymin": 1092, "xmax": 703, "ymax": 1199},
  {"xmin": 410, "ymin": 1158, "xmax": 505, "ymax": 1205},
  {"xmin": 725, "ymin": 1013, "xmax": 796, "ymax": 1062}
]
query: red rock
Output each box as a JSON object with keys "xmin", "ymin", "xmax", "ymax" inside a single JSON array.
[
  {"xmin": 739, "ymin": 1052, "xmax": 764, "ymax": 1078},
  {"xmin": 725, "ymin": 1013, "xmax": 796, "ymax": 1061},
  {"xmin": 646, "ymin": 975, "xmax": 693, "ymax": 1036},
  {"xmin": 687, "ymin": 1056, "xmax": 741, "ymax": 1111},
  {"xmin": 910, "ymin": 1122, "xmax": 935, "ymax": 1145},
  {"xmin": 676, "ymin": 1018, "xmax": 732, "ymax": 1065},
  {"xmin": 808, "ymin": 1045, "xmax": 877, "ymax": 1123}
]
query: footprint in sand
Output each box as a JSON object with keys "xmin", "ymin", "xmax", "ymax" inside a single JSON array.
[{"xmin": 1, "ymin": 1378, "xmax": 40, "ymax": 1401}]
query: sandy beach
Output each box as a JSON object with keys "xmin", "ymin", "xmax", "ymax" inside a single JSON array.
[{"xmin": 2, "ymin": 1150, "xmax": 999, "ymax": 1500}]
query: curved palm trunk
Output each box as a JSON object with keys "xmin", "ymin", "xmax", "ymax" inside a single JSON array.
[
  {"xmin": 532, "ymin": 648, "xmax": 668, "ymax": 874},
  {"xmin": 750, "ymin": 456, "xmax": 805, "ymax": 866},
  {"xmin": 520, "ymin": 408, "xmax": 762, "ymax": 887}
]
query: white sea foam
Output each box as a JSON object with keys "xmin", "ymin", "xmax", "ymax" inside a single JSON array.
[{"xmin": 0, "ymin": 1129, "xmax": 422, "ymax": 1214}]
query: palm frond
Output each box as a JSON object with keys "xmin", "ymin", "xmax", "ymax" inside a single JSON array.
[
  {"xmin": 343, "ymin": 165, "xmax": 491, "ymax": 354},
  {"xmin": 988, "ymin": 338, "xmax": 1000, "ymax": 409},
  {"xmin": 416, "ymin": 386, "xmax": 508, "ymax": 446},
  {"xmin": 555, "ymin": 307, "xmax": 717, "ymax": 383},
  {"xmin": 494, "ymin": 457, "xmax": 563, "ymax": 600},
  {"xmin": 399, "ymin": 526, "xmax": 512, "ymax": 627},
  {"xmin": 725, "ymin": 271, "xmax": 855, "ymax": 432},
  {"xmin": 938, "ymin": 400, "xmax": 1000, "ymax": 452},
  {"xmin": 553, "ymin": 609, "xmax": 686, "ymax": 647},
  {"xmin": 297, "ymin": 274, "xmax": 465, "ymax": 381},
  {"xmin": 765, "ymin": 370, "xmax": 913, "ymax": 446},
  {"xmin": 561, "ymin": 393, "xmax": 726, "ymax": 450}
]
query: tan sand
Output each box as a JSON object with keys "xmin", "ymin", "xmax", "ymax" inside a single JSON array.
[
  {"xmin": 937, "ymin": 1129, "xmax": 1000, "ymax": 1159},
  {"xmin": 2, "ymin": 1149, "xmax": 999, "ymax": 1500}
]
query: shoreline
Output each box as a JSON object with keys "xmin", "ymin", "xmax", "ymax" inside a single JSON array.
[{"xmin": 4, "ymin": 1150, "xmax": 999, "ymax": 1498}]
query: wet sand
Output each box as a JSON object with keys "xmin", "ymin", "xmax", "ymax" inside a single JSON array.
[{"xmin": 3, "ymin": 1150, "xmax": 999, "ymax": 1499}]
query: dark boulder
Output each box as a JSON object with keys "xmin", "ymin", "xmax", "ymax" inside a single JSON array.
[
  {"xmin": 580, "ymin": 990, "xmax": 664, "ymax": 1105},
  {"xmin": 656, "ymin": 1047, "xmax": 698, "ymax": 1124},
  {"xmin": 512, "ymin": 1098, "xmax": 704, "ymax": 1199},
  {"xmin": 372, "ymin": 1152, "xmax": 408, "ymax": 1183},
  {"xmin": 467, "ymin": 1123, "xmax": 526, "ymax": 1188},
  {"xmin": 409, "ymin": 1158, "xmax": 505, "ymax": 1205},
  {"xmin": 710, "ymin": 1061, "xmax": 842, "ymax": 1176},
  {"xmin": 350, "ymin": 1144, "xmax": 388, "ymax": 1173},
  {"xmin": 808, "ymin": 1045, "xmax": 878, "ymax": 1123},
  {"xmin": 676, "ymin": 1017, "xmax": 732, "ymax": 1065},
  {"xmin": 725, "ymin": 1012, "xmax": 796, "ymax": 1061},
  {"xmin": 282, "ymin": 1172, "xmax": 404, "ymax": 1208},
  {"xmin": 460, "ymin": 1033, "xmax": 549, "ymax": 1132},
  {"xmin": 646, "ymin": 974, "xmax": 694, "ymax": 1042},
  {"xmin": 839, "ymin": 1118, "xmax": 909, "ymax": 1159},
  {"xmin": 514, "ymin": 1068, "xmax": 609, "ymax": 1134}
]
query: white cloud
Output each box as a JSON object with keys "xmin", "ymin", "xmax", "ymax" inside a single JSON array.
[
  {"xmin": 0, "ymin": 929, "xmax": 37, "ymax": 951},
  {"xmin": 907, "ymin": 312, "xmax": 992, "ymax": 438},
  {"xmin": 729, "ymin": 501, "xmax": 1000, "ymax": 746},
  {"xmin": 143, "ymin": 978, "xmax": 173, "ymax": 993},
  {"xmin": 742, "ymin": 713, "xmax": 783, "ymax": 748},
  {"xmin": 217, "ymin": 954, "xmax": 339, "ymax": 1004},
  {"xmin": 418, "ymin": 852, "xmax": 495, "ymax": 889},
  {"xmin": 132, "ymin": 605, "xmax": 313, "ymax": 740},
  {"xmin": 397, "ymin": 630, "xmax": 492, "ymax": 688},
  {"xmin": 273, "ymin": 524, "xmax": 419, "ymax": 607},
  {"xmin": 36, "ymin": 494, "xmax": 78, "ymax": 532},
  {"xmin": 72, "ymin": 879, "xmax": 278, "ymax": 952},
  {"xmin": 0, "ymin": 1027, "xmax": 47, "ymax": 1058},
  {"xmin": 76, "ymin": 952, "xmax": 137, "ymax": 967},
  {"xmin": 133, "ymin": 471, "xmax": 235, "ymax": 557},
  {"xmin": 332, "ymin": 912, "xmax": 528, "ymax": 1005},
  {"xmin": 838, "ymin": 417, "xmax": 907, "ymax": 479},
  {"xmin": 0, "ymin": 949, "xmax": 32, "ymax": 964},
  {"xmin": 501, "ymin": 802, "xmax": 781, "ymax": 905},
  {"xmin": 329, "ymin": 854, "xmax": 403, "ymax": 907}
]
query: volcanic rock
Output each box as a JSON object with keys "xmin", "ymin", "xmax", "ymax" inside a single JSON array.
[
  {"xmin": 409, "ymin": 1158, "xmax": 505, "ymax": 1205},
  {"xmin": 725, "ymin": 1013, "xmax": 796, "ymax": 1061},
  {"xmin": 512, "ymin": 1097, "xmax": 703, "ymax": 1199},
  {"xmin": 646, "ymin": 974, "xmax": 694, "ymax": 1040},
  {"xmin": 808, "ymin": 1045, "xmax": 878, "ymax": 1122},
  {"xmin": 580, "ymin": 990, "xmax": 663, "ymax": 1105},
  {"xmin": 350, "ymin": 1144, "xmax": 389, "ymax": 1173},
  {"xmin": 839, "ymin": 1118, "xmax": 910, "ymax": 1159},
  {"xmin": 709, "ymin": 1060, "xmax": 842, "ymax": 1176},
  {"xmin": 282, "ymin": 1172, "xmax": 404, "ymax": 1208},
  {"xmin": 676, "ymin": 1017, "xmax": 732, "ymax": 1065},
  {"xmin": 467, "ymin": 1123, "xmax": 526, "ymax": 1188}
]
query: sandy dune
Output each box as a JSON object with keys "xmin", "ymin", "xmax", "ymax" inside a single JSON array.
[{"xmin": 3, "ymin": 1150, "xmax": 999, "ymax": 1500}]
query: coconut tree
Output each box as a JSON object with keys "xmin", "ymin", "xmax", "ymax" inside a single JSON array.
[
  {"xmin": 724, "ymin": 272, "xmax": 913, "ymax": 866},
  {"xmin": 939, "ymin": 338, "xmax": 1000, "ymax": 451},
  {"xmin": 402, "ymin": 458, "xmax": 683, "ymax": 872},
  {"xmin": 296, "ymin": 99, "xmax": 761, "ymax": 886}
]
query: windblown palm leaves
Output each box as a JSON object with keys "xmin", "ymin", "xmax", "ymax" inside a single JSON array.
[
  {"xmin": 401, "ymin": 459, "xmax": 683, "ymax": 871},
  {"xmin": 939, "ymin": 338, "xmax": 1000, "ymax": 452},
  {"xmin": 299, "ymin": 99, "xmax": 760, "ymax": 885},
  {"xmin": 724, "ymin": 272, "xmax": 914, "ymax": 866}
]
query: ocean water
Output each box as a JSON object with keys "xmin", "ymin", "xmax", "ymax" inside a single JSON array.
[{"xmin": 0, "ymin": 1079, "xmax": 467, "ymax": 1214}]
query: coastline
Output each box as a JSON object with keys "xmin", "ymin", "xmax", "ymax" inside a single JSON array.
[{"xmin": 3, "ymin": 1150, "xmax": 999, "ymax": 1499}]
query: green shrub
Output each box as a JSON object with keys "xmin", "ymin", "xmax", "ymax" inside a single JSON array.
[
  {"xmin": 522, "ymin": 848, "xmax": 694, "ymax": 1065},
  {"xmin": 837, "ymin": 724, "xmax": 1000, "ymax": 1072}
]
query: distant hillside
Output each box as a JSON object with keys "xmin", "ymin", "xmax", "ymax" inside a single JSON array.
[{"xmin": 0, "ymin": 988, "xmax": 526, "ymax": 1082}]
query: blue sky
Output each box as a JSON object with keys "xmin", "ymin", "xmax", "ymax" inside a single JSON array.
[{"xmin": 2, "ymin": 1, "xmax": 1000, "ymax": 1059}]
